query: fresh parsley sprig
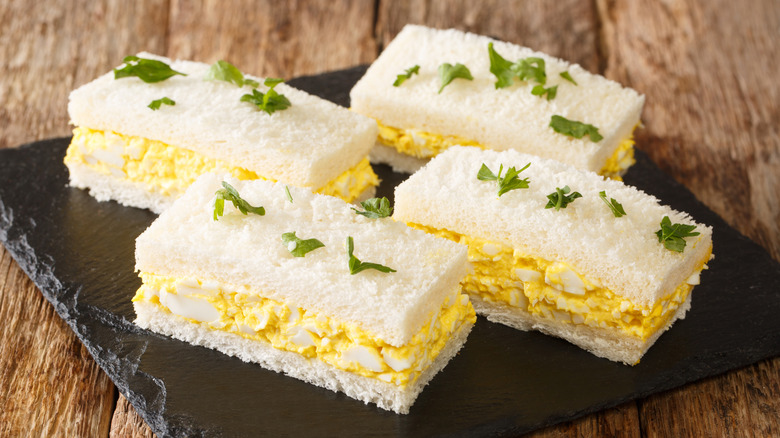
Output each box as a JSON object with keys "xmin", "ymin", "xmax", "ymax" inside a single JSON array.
[
  {"xmin": 477, "ymin": 162, "xmax": 531, "ymax": 197},
  {"xmin": 545, "ymin": 185, "xmax": 582, "ymax": 211},
  {"xmin": 599, "ymin": 191, "xmax": 626, "ymax": 217},
  {"xmin": 438, "ymin": 63, "xmax": 473, "ymax": 93},
  {"xmin": 240, "ymin": 78, "xmax": 292, "ymax": 115},
  {"xmin": 488, "ymin": 43, "xmax": 548, "ymax": 89},
  {"xmin": 206, "ymin": 60, "xmax": 259, "ymax": 88},
  {"xmin": 488, "ymin": 42, "xmax": 516, "ymax": 89},
  {"xmin": 531, "ymin": 84, "xmax": 558, "ymax": 101},
  {"xmin": 514, "ymin": 56, "xmax": 547, "ymax": 85},
  {"xmin": 655, "ymin": 216, "xmax": 700, "ymax": 253},
  {"xmin": 281, "ymin": 232, "xmax": 325, "ymax": 257},
  {"xmin": 213, "ymin": 181, "xmax": 265, "ymax": 221},
  {"xmin": 346, "ymin": 236, "xmax": 396, "ymax": 275},
  {"xmin": 550, "ymin": 115, "xmax": 603, "ymax": 142},
  {"xmin": 114, "ymin": 55, "xmax": 186, "ymax": 83},
  {"xmin": 148, "ymin": 97, "xmax": 175, "ymax": 110},
  {"xmin": 351, "ymin": 197, "xmax": 392, "ymax": 219},
  {"xmin": 393, "ymin": 65, "xmax": 420, "ymax": 87},
  {"xmin": 560, "ymin": 71, "xmax": 578, "ymax": 85}
]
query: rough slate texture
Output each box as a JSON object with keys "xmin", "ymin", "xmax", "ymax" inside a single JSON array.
[{"xmin": 0, "ymin": 68, "xmax": 779, "ymax": 437}]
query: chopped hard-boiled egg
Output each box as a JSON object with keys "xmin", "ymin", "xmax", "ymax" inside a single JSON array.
[
  {"xmin": 64, "ymin": 127, "xmax": 378, "ymax": 203},
  {"xmin": 408, "ymin": 223, "xmax": 711, "ymax": 342},
  {"xmin": 375, "ymin": 121, "xmax": 637, "ymax": 179},
  {"xmin": 133, "ymin": 273, "xmax": 475, "ymax": 387}
]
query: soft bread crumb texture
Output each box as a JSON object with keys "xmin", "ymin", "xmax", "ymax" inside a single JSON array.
[
  {"xmin": 350, "ymin": 25, "xmax": 644, "ymax": 173},
  {"xmin": 69, "ymin": 52, "xmax": 378, "ymax": 189},
  {"xmin": 135, "ymin": 173, "xmax": 469, "ymax": 347},
  {"xmin": 393, "ymin": 146, "xmax": 713, "ymax": 307}
]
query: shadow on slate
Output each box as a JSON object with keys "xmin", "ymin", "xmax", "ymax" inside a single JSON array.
[{"xmin": 1, "ymin": 66, "xmax": 779, "ymax": 437}]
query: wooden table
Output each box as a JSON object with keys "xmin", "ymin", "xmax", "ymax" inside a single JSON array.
[{"xmin": 1, "ymin": 1, "xmax": 778, "ymax": 436}]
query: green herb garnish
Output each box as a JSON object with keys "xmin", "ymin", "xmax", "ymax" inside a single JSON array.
[
  {"xmin": 549, "ymin": 115, "xmax": 603, "ymax": 142},
  {"xmin": 560, "ymin": 71, "xmax": 577, "ymax": 85},
  {"xmin": 147, "ymin": 97, "xmax": 175, "ymax": 110},
  {"xmin": 545, "ymin": 185, "xmax": 582, "ymax": 211},
  {"xmin": 599, "ymin": 191, "xmax": 626, "ymax": 217},
  {"xmin": 514, "ymin": 56, "xmax": 547, "ymax": 85},
  {"xmin": 114, "ymin": 55, "xmax": 186, "ymax": 83},
  {"xmin": 213, "ymin": 181, "xmax": 265, "ymax": 221},
  {"xmin": 393, "ymin": 65, "xmax": 420, "ymax": 87},
  {"xmin": 531, "ymin": 84, "xmax": 558, "ymax": 101},
  {"xmin": 477, "ymin": 162, "xmax": 531, "ymax": 197},
  {"xmin": 240, "ymin": 78, "xmax": 291, "ymax": 115},
  {"xmin": 488, "ymin": 44, "xmax": 548, "ymax": 88},
  {"xmin": 284, "ymin": 185, "xmax": 293, "ymax": 203},
  {"xmin": 281, "ymin": 232, "xmax": 325, "ymax": 257},
  {"xmin": 655, "ymin": 216, "xmax": 700, "ymax": 253},
  {"xmin": 351, "ymin": 197, "xmax": 392, "ymax": 219},
  {"xmin": 438, "ymin": 63, "xmax": 473, "ymax": 93},
  {"xmin": 206, "ymin": 60, "xmax": 259, "ymax": 88},
  {"xmin": 346, "ymin": 236, "xmax": 396, "ymax": 275},
  {"xmin": 488, "ymin": 42, "xmax": 516, "ymax": 89}
]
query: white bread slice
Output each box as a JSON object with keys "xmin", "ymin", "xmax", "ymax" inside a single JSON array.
[
  {"xmin": 393, "ymin": 146, "xmax": 713, "ymax": 364},
  {"xmin": 68, "ymin": 52, "xmax": 378, "ymax": 210},
  {"xmin": 134, "ymin": 173, "xmax": 474, "ymax": 412},
  {"xmin": 350, "ymin": 25, "xmax": 644, "ymax": 174}
]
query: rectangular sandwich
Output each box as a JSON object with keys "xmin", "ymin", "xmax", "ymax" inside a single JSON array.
[
  {"xmin": 393, "ymin": 146, "xmax": 713, "ymax": 365},
  {"xmin": 133, "ymin": 173, "xmax": 475, "ymax": 413},
  {"xmin": 350, "ymin": 25, "xmax": 644, "ymax": 177},
  {"xmin": 66, "ymin": 53, "xmax": 379, "ymax": 213}
]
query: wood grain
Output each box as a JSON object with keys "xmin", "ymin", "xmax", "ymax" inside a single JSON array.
[{"xmin": 109, "ymin": 394, "xmax": 155, "ymax": 438}]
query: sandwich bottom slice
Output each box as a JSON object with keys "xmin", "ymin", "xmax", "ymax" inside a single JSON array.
[
  {"xmin": 406, "ymin": 224, "xmax": 711, "ymax": 365},
  {"xmin": 64, "ymin": 127, "xmax": 378, "ymax": 212},
  {"xmin": 132, "ymin": 275, "xmax": 474, "ymax": 414},
  {"xmin": 370, "ymin": 121, "xmax": 637, "ymax": 178}
]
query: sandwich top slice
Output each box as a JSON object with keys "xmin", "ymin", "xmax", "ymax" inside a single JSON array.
[
  {"xmin": 133, "ymin": 173, "xmax": 475, "ymax": 414},
  {"xmin": 393, "ymin": 146, "xmax": 713, "ymax": 365},
  {"xmin": 350, "ymin": 25, "xmax": 644, "ymax": 177},
  {"xmin": 66, "ymin": 53, "xmax": 379, "ymax": 213}
]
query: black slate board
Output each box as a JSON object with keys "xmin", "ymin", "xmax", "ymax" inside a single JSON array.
[{"xmin": 1, "ymin": 66, "xmax": 779, "ymax": 437}]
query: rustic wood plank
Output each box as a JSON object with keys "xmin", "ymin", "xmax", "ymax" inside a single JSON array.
[
  {"xmin": 167, "ymin": 0, "xmax": 378, "ymax": 78},
  {"xmin": 376, "ymin": 0, "xmax": 601, "ymax": 72},
  {"xmin": 527, "ymin": 401, "xmax": 641, "ymax": 438},
  {"xmin": 0, "ymin": 247, "xmax": 115, "ymax": 437},
  {"xmin": 638, "ymin": 358, "xmax": 780, "ymax": 437},
  {"xmin": 110, "ymin": 394, "xmax": 156, "ymax": 438},
  {"xmin": 599, "ymin": 0, "xmax": 780, "ymax": 261}
]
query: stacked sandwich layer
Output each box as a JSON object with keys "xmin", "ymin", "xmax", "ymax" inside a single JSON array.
[
  {"xmin": 394, "ymin": 146, "xmax": 713, "ymax": 365},
  {"xmin": 66, "ymin": 53, "xmax": 379, "ymax": 213},
  {"xmin": 134, "ymin": 173, "xmax": 475, "ymax": 413},
  {"xmin": 350, "ymin": 25, "xmax": 644, "ymax": 177}
]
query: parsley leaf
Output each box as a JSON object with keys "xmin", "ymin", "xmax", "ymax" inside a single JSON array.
[
  {"xmin": 147, "ymin": 97, "xmax": 175, "ymax": 110},
  {"xmin": 655, "ymin": 216, "xmax": 700, "ymax": 253},
  {"xmin": 114, "ymin": 55, "xmax": 187, "ymax": 83},
  {"xmin": 599, "ymin": 191, "xmax": 626, "ymax": 217},
  {"xmin": 346, "ymin": 236, "xmax": 396, "ymax": 275},
  {"xmin": 513, "ymin": 57, "xmax": 547, "ymax": 85},
  {"xmin": 531, "ymin": 84, "xmax": 558, "ymax": 101},
  {"xmin": 351, "ymin": 197, "xmax": 392, "ymax": 219},
  {"xmin": 281, "ymin": 232, "xmax": 325, "ymax": 257},
  {"xmin": 393, "ymin": 65, "xmax": 420, "ymax": 87},
  {"xmin": 488, "ymin": 42, "xmax": 516, "ymax": 89},
  {"xmin": 240, "ymin": 78, "xmax": 292, "ymax": 115},
  {"xmin": 206, "ymin": 60, "xmax": 259, "ymax": 88},
  {"xmin": 213, "ymin": 181, "xmax": 265, "ymax": 221},
  {"xmin": 438, "ymin": 63, "xmax": 473, "ymax": 93},
  {"xmin": 284, "ymin": 185, "xmax": 293, "ymax": 203},
  {"xmin": 477, "ymin": 162, "xmax": 531, "ymax": 197},
  {"xmin": 545, "ymin": 185, "xmax": 582, "ymax": 211},
  {"xmin": 560, "ymin": 71, "xmax": 577, "ymax": 85},
  {"xmin": 550, "ymin": 115, "xmax": 603, "ymax": 142}
]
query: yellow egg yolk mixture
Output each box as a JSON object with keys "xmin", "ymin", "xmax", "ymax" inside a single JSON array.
[
  {"xmin": 407, "ymin": 223, "xmax": 711, "ymax": 342},
  {"xmin": 133, "ymin": 273, "xmax": 476, "ymax": 388},
  {"xmin": 64, "ymin": 127, "xmax": 378, "ymax": 203},
  {"xmin": 375, "ymin": 122, "xmax": 637, "ymax": 179}
]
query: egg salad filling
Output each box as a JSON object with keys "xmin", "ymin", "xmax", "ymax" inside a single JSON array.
[
  {"xmin": 64, "ymin": 127, "xmax": 378, "ymax": 203},
  {"xmin": 407, "ymin": 223, "xmax": 711, "ymax": 342},
  {"xmin": 133, "ymin": 273, "xmax": 476, "ymax": 387},
  {"xmin": 375, "ymin": 121, "xmax": 636, "ymax": 179}
]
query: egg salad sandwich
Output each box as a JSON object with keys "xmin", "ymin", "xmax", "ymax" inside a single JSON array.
[
  {"xmin": 65, "ymin": 53, "xmax": 379, "ymax": 213},
  {"xmin": 350, "ymin": 25, "xmax": 644, "ymax": 177},
  {"xmin": 393, "ymin": 146, "xmax": 713, "ymax": 365},
  {"xmin": 133, "ymin": 173, "xmax": 476, "ymax": 413}
]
